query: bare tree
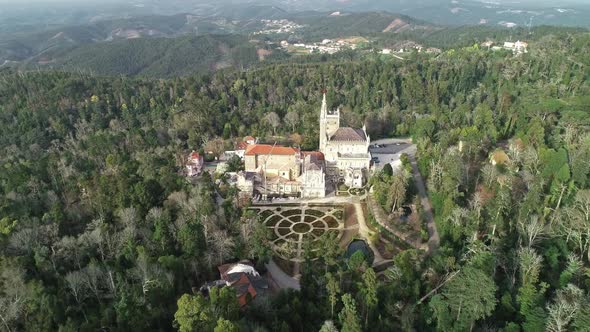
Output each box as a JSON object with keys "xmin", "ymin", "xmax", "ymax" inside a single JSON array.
[
  {"xmin": 54, "ymin": 236, "xmax": 85, "ymax": 270},
  {"xmin": 518, "ymin": 215, "xmax": 546, "ymax": 248},
  {"xmin": 133, "ymin": 251, "xmax": 166, "ymax": 300},
  {"xmin": 265, "ymin": 112, "xmax": 281, "ymax": 136},
  {"xmin": 83, "ymin": 261, "xmax": 106, "ymax": 303},
  {"xmin": 560, "ymin": 190, "xmax": 590, "ymax": 262},
  {"xmin": 546, "ymin": 284, "xmax": 583, "ymax": 332},
  {"xmin": 480, "ymin": 164, "xmax": 498, "ymax": 188},
  {"xmin": 0, "ymin": 266, "xmax": 29, "ymax": 332},
  {"xmin": 118, "ymin": 207, "xmax": 139, "ymax": 243},
  {"xmin": 65, "ymin": 270, "xmax": 89, "ymax": 322},
  {"xmin": 285, "ymin": 112, "xmax": 299, "ymax": 133},
  {"xmin": 389, "ymin": 169, "xmax": 410, "ymax": 213},
  {"xmin": 518, "ymin": 247, "xmax": 543, "ymax": 285},
  {"xmin": 204, "ymin": 138, "xmax": 225, "ymax": 159},
  {"xmin": 207, "ymin": 230, "xmax": 235, "ymax": 267}
]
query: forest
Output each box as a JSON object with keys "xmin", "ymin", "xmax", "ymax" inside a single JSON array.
[{"xmin": 0, "ymin": 27, "xmax": 589, "ymax": 331}]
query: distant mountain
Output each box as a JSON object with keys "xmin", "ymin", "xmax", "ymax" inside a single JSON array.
[
  {"xmin": 25, "ymin": 34, "xmax": 271, "ymax": 78},
  {"xmin": 274, "ymin": 0, "xmax": 590, "ymax": 27},
  {"xmin": 0, "ymin": 11, "xmax": 435, "ymax": 65},
  {"xmin": 290, "ymin": 11, "xmax": 437, "ymax": 39},
  {"xmin": 0, "ymin": 14, "xmax": 268, "ymax": 63}
]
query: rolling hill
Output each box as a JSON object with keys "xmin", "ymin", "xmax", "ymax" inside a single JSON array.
[{"xmin": 27, "ymin": 34, "xmax": 271, "ymax": 78}]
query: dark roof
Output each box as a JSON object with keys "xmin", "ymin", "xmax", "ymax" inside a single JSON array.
[
  {"xmin": 330, "ymin": 127, "xmax": 367, "ymax": 142},
  {"xmin": 243, "ymin": 171, "xmax": 258, "ymax": 181},
  {"xmin": 303, "ymin": 153, "xmax": 324, "ymax": 171}
]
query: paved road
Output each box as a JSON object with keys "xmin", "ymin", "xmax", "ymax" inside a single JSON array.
[
  {"xmin": 408, "ymin": 154, "xmax": 440, "ymax": 254},
  {"xmin": 266, "ymin": 259, "xmax": 300, "ymax": 290}
]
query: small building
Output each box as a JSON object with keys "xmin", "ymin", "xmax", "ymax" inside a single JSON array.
[
  {"xmin": 236, "ymin": 171, "xmax": 258, "ymax": 195},
  {"xmin": 503, "ymin": 40, "xmax": 528, "ymax": 54},
  {"xmin": 481, "ymin": 41, "xmax": 494, "ymax": 48},
  {"xmin": 228, "ymin": 136, "xmax": 257, "ymax": 161},
  {"xmin": 244, "ymin": 136, "xmax": 257, "ymax": 145},
  {"xmin": 245, "ymin": 144, "xmax": 301, "ymax": 180},
  {"xmin": 186, "ymin": 151, "xmax": 204, "ymax": 177},
  {"xmin": 217, "ymin": 261, "xmax": 269, "ymax": 307},
  {"xmin": 300, "ymin": 152, "xmax": 326, "ymax": 198}
]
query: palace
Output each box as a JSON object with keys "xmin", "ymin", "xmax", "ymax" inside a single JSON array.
[
  {"xmin": 319, "ymin": 93, "xmax": 371, "ymax": 188},
  {"xmin": 236, "ymin": 93, "xmax": 370, "ymax": 198}
]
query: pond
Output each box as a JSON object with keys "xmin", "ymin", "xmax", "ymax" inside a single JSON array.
[{"xmin": 345, "ymin": 239, "xmax": 375, "ymax": 265}]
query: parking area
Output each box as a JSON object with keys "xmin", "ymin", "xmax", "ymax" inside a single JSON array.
[{"xmin": 369, "ymin": 139, "xmax": 415, "ymax": 171}]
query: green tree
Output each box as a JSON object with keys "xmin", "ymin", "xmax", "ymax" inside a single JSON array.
[
  {"xmin": 326, "ymin": 272, "xmax": 341, "ymax": 319},
  {"xmin": 213, "ymin": 318, "xmax": 238, "ymax": 332},
  {"xmin": 429, "ymin": 267, "xmax": 497, "ymax": 331},
  {"xmin": 174, "ymin": 294, "xmax": 214, "ymax": 332},
  {"xmin": 338, "ymin": 294, "xmax": 361, "ymax": 332}
]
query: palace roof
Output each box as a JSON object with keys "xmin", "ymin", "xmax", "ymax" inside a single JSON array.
[
  {"xmin": 330, "ymin": 127, "xmax": 367, "ymax": 142},
  {"xmin": 302, "ymin": 151, "xmax": 325, "ymax": 160},
  {"xmin": 245, "ymin": 144, "xmax": 299, "ymax": 156}
]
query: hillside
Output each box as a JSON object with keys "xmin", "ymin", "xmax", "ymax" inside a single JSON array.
[
  {"xmin": 0, "ymin": 14, "xmax": 265, "ymax": 63},
  {"xmin": 290, "ymin": 11, "xmax": 437, "ymax": 39},
  {"xmin": 0, "ymin": 11, "xmax": 439, "ymax": 75},
  {"xmin": 30, "ymin": 34, "xmax": 269, "ymax": 77}
]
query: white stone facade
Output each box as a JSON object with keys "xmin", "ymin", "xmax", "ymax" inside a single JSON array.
[{"xmin": 319, "ymin": 94, "xmax": 371, "ymax": 188}]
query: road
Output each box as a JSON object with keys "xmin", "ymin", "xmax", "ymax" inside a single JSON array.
[
  {"xmin": 266, "ymin": 259, "xmax": 300, "ymax": 290},
  {"xmin": 370, "ymin": 138, "xmax": 440, "ymax": 255},
  {"xmin": 407, "ymin": 153, "xmax": 440, "ymax": 254}
]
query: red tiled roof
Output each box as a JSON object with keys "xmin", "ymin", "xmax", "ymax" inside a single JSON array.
[
  {"xmin": 245, "ymin": 144, "xmax": 298, "ymax": 156},
  {"xmin": 236, "ymin": 141, "xmax": 249, "ymax": 150},
  {"xmin": 302, "ymin": 151, "xmax": 325, "ymax": 160},
  {"xmin": 189, "ymin": 151, "xmax": 202, "ymax": 160},
  {"xmin": 235, "ymin": 274, "xmax": 258, "ymax": 307}
]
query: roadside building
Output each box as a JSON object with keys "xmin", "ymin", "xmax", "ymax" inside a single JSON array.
[
  {"xmin": 200, "ymin": 261, "xmax": 269, "ymax": 307},
  {"xmin": 186, "ymin": 151, "xmax": 204, "ymax": 176}
]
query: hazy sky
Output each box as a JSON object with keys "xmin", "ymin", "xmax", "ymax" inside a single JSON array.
[
  {"xmin": 0, "ymin": 0, "xmax": 589, "ymax": 3},
  {"xmin": 0, "ymin": 0, "xmax": 589, "ymax": 8}
]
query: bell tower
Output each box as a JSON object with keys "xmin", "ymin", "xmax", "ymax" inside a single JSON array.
[{"xmin": 319, "ymin": 92, "xmax": 328, "ymax": 152}]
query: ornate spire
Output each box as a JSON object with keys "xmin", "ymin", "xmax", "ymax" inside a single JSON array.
[{"xmin": 321, "ymin": 91, "xmax": 327, "ymax": 119}]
